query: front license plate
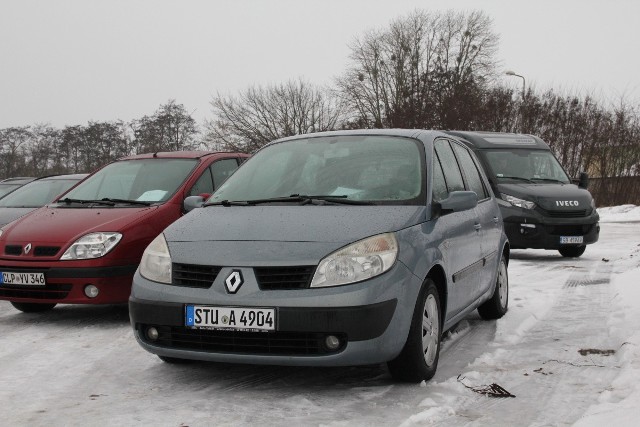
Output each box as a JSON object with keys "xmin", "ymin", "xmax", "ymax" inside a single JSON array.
[
  {"xmin": 0, "ymin": 271, "xmax": 46, "ymax": 286},
  {"xmin": 560, "ymin": 236, "xmax": 584, "ymax": 244},
  {"xmin": 185, "ymin": 305, "xmax": 276, "ymax": 332}
]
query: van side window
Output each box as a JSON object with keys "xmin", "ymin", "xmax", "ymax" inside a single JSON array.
[
  {"xmin": 432, "ymin": 152, "xmax": 448, "ymax": 202},
  {"xmin": 451, "ymin": 142, "xmax": 489, "ymax": 200},
  {"xmin": 434, "ymin": 140, "xmax": 465, "ymax": 192},
  {"xmin": 211, "ymin": 158, "xmax": 240, "ymax": 190},
  {"xmin": 189, "ymin": 168, "xmax": 214, "ymax": 197}
]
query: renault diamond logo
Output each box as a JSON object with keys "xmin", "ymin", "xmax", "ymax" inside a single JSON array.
[
  {"xmin": 24, "ymin": 243, "xmax": 32, "ymax": 255},
  {"xmin": 225, "ymin": 270, "xmax": 243, "ymax": 294}
]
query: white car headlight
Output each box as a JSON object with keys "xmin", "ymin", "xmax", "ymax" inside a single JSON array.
[
  {"xmin": 139, "ymin": 233, "xmax": 172, "ymax": 284},
  {"xmin": 310, "ymin": 233, "xmax": 398, "ymax": 288},
  {"xmin": 60, "ymin": 232, "xmax": 122, "ymax": 260},
  {"xmin": 501, "ymin": 193, "xmax": 536, "ymax": 209}
]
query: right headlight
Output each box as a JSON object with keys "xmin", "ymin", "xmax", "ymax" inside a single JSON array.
[
  {"xmin": 310, "ymin": 233, "xmax": 398, "ymax": 288},
  {"xmin": 501, "ymin": 193, "xmax": 536, "ymax": 209},
  {"xmin": 139, "ymin": 234, "xmax": 172, "ymax": 284}
]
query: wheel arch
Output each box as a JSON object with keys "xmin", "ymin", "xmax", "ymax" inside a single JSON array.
[{"xmin": 425, "ymin": 263, "xmax": 447, "ymax": 328}]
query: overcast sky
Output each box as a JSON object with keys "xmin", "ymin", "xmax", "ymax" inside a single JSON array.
[{"xmin": 1, "ymin": 0, "xmax": 638, "ymax": 128}]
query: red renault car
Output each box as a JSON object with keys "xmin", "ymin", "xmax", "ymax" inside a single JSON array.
[{"xmin": 0, "ymin": 151, "xmax": 247, "ymax": 312}]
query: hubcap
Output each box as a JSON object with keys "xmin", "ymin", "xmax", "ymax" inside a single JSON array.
[
  {"xmin": 422, "ymin": 294, "xmax": 440, "ymax": 366},
  {"xmin": 498, "ymin": 260, "xmax": 508, "ymax": 308}
]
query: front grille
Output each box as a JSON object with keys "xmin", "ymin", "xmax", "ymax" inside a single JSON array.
[
  {"xmin": 546, "ymin": 224, "xmax": 593, "ymax": 236},
  {"xmin": 538, "ymin": 207, "xmax": 590, "ymax": 218},
  {"xmin": 0, "ymin": 283, "xmax": 72, "ymax": 300},
  {"xmin": 143, "ymin": 325, "xmax": 345, "ymax": 355},
  {"xmin": 254, "ymin": 266, "xmax": 315, "ymax": 290},
  {"xmin": 4, "ymin": 245, "xmax": 21, "ymax": 255},
  {"xmin": 34, "ymin": 246, "xmax": 61, "ymax": 257},
  {"xmin": 172, "ymin": 263, "xmax": 221, "ymax": 288}
]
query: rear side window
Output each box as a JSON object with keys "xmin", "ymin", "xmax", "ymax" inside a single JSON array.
[
  {"xmin": 211, "ymin": 159, "xmax": 240, "ymax": 190},
  {"xmin": 451, "ymin": 142, "xmax": 489, "ymax": 200},
  {"xmin": 189, "ymin": 169, "xmax": 214, "ymax": 197},
  {"xmin": 434, "ymin": 140, "xmax": 465, "ymax": 192},
  {"xmin": 432, "ymin": 153, "xmax": 448, "ymax": 202}
]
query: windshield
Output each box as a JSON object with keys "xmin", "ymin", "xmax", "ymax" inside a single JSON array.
[
  {"xmin": 482, "ymin": 149, "xmax": 570, "ymax": 184},
  {"xmin": 210, "ymin": 135, "xmax": 425, "ymax": 205},
  {"xmin": 0, "ymin": 179, "xmax": 82, "ymax": 208},
  {"xmin": 0, "ymin": 184, "xmax": 22, "ymax": 199},
  {"xmin": 62, "ymin": 159, "xmax": 197, "ymax": 203}
]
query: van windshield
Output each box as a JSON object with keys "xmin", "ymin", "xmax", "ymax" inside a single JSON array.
[
  {"xmin": 210, "ymin": 136, "xmax": 425, "ymax": 205},
  {"xmin": 483, "ymin": 149, "xmax": 570, "ymax": 184},
  {"xmin": 62, "ymin": 159, "xmax": 197, "ymax": 204}
]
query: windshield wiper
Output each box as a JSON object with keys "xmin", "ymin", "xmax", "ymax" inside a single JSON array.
[
  {"xmin": 58, "ymin": 197, "xmax": 115, "ymax": 206},
  {"xmin": 205, "ymin": 194, "xmax": 373, "ymax": 207},
  {"xmin": 100, "ymin": 198, "xmax": 153, "ymax": 206},
  {"xmin": 203, "ymin": 200, "xmax": 251, "ymax": 207},
  {"xmin": 530, "ymin": 178, "xmax": 566, "ymax": 184},
  {"xmin": 496, "ymin": 176, "xmax": 536, "ymax": 183},
  {"xmin": 289, "ymin": 194, "xmax": 373, "ymax": 205}
]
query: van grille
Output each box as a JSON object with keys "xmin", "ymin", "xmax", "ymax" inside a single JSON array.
[
  {"xmin": 4, "ymin": 245, "xmax": 61, "ymax": 256},
  {"xmin": 546, "ymin": 224, "xmax": 594, "ymax": 236},
  {"xmin": 0, "ymin": 284, "xmax": 72, "ymax": 300},
  {"xmin": 254, "ymin": 266, "xmax": 315, "ymax": 290},
  {"xmin": 172, "ymin": 264, "xmax": 221, "ymax": 288},
  {"xmin": 4, "ymin": 245, "xmax": 21, "ymax": 255},
  {"xmin": 143, "ymin": 325, "xmax": 345, "ymax": 355},
  {"xmin": 537, "ymin": 207, "xmax": 590, "ymax": 218}
]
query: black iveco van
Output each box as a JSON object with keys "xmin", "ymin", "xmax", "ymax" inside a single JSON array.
[{"xmin": 445, "ymin": 131, "xmax": 599, "ymax": 258}]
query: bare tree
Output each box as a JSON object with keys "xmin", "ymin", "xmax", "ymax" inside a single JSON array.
[
  {"xmin": 132, "ymin": 100, "xmax": 199, "ymax": 153},
  {"xmin": 205, "ymin": 79, "xmax": 344, "ymax": 152}
]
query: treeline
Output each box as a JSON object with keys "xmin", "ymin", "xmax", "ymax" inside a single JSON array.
[{"xmin": 1, "ymin": 10, "xmax": 638, "ymax": 204}]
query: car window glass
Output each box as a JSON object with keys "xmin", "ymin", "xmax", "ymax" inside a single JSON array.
[
  {"xmin": 434, "ymin": 140, "xmax": 465, "ymax": 192},
  {"xmin": 0, "ymin": 184, "xmax": 21, "ymax": 198},
  {"xmin": 189, "ymin": 168, "xmax": 214, "ymax": 197},
  {"xmin": 0, "ymin": 179, "xmax": 80, "ymax": 207},
  {"xmin": 452, "ymin": 142, "xmax": 488, "ymax": 200},
  {"xmin": 484, "ymin": 150, "xmax": 570, "ymax": 183},
  {"xmin": 432, "ymin": 152, "xmax": 448, "ymax": 202},
  {"xmin": 211, "ymin": 159, "xmax": 239, "ymax": 190}
]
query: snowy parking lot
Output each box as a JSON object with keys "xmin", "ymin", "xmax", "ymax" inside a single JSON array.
[{"xmin": 1, "ymin": 208, "xmax": 639, "ymax": 426}]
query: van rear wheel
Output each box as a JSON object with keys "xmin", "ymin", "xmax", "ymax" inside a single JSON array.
[
  {"xmin": 559, "ymin": 245, "xmax": 586, "ymax": 258},
  {"xmin": 10, "ymin": 302, "xmax": 57, "ymax": 313}
]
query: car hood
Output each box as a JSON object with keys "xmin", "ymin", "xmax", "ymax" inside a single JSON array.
[
  {"xmin": 2, "ymin": 205, "xmax": 159, "ymax": 245},
  {"xmin": 497, "ymin": 183, "xmax": 594, "ymax": 211},
  {"xmin": 0, "ymin": 207, "xmax": 37, "ymax": 228},
  {"xmin": 165, "ymin": 206, "xmax": 426, "ymax": 266}
]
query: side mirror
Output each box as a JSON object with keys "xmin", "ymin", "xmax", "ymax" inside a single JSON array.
[
  {"xmin": 577, "ymin": 172, "xmax": 589, "ymax": 189},
  {"xmin": 183, "ymin": 196, "xmax": 205, "ymax": 213},
  {"xmin": 439, "ymin": 191, "xmax": 478, "ymax": 213}
]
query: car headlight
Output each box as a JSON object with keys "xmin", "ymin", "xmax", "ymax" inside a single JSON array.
[
  {"xmin": 60, "ymin": 232, "xmax": 123, "ymax": 260},
  {"xmin": 501, "ymin": 193, "xmax": 536, "ymax": 209},
  {"xmin": 310, "ymin": 233, "xmax": 398, "ymax": 288},
  {"xmin": 139, "ymin": 233, "xmax": 172, "ymax": 284}
]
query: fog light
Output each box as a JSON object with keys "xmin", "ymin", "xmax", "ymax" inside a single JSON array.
[
  {"xmin": 84, "ymin": 284, "xmax": 99, "ymax": 298},
  {"xmin": 146, "ymin": 327, "xmax": 159, "ymax": 341},
  {"xmin": 325, "ymin": 335, "xmax": 341, "ymax": 351}
]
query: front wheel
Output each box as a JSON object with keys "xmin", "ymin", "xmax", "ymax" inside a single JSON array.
[
  {"xmin": 10, "ymin": 302, "xmax": 57, "ymax": 313},
  {"xmin": 559, "ymin": 245, "xmax": 586, "ymax": 258},
  {"xmin": 387, "ymin": 280, "xmax": 441, "ymax": 383},
  {"xmin": 478, "ymin": 254, "xmax": 509, "ymax": 320}
]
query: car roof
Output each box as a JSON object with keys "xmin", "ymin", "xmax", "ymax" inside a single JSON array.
[
  {"xmin": 119, "ymin": 151, "xmax": 241, "ymax": 160},
  {"xmin": 442, "ymin": 131, "xmax": 550, "ymax": 150},
  {"xmin": 0, "ymin": 177, "xmax": 36, "ymax": 184}
]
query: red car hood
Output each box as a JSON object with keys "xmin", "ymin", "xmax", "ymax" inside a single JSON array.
[{"xmin": 1, "ymin": 205, "xmax": 158, "ymax": 246}]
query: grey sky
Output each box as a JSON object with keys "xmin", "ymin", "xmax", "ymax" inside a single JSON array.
[{"xmin": 1, "ymin": 0, "xmax": 638, "ymax": 128}]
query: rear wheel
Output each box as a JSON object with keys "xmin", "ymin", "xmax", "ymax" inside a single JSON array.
[
  {"xmin": 10, "ymin": 302, "xmax": 57, "ymax": 313},
  {"xmin": 559, "ymin": 245, "xmax": 586, "ymax": 258},
  {"xmin": 478, "ymin": 255, "xmax": 509, "ymax": 320},
  {"xmin": 387, "ymin": 280, "xmax": 441, "ymax": 383}
]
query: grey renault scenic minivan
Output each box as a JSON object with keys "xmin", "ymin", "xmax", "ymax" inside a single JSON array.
[{"xmin": 130, "ymin": 129, "xmax": 510, "ymax": 382}]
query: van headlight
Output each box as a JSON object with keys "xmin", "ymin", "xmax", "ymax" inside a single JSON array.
[
  {"xmin": 60, "ymin": 232, "xmax": 122, "ymax": 260},
  {"xmin": 310, "ymin": 233, "xmax": 398, "ymax": 288},
  {"xmin": 139, "ymin": 233, "xmax": 172, "ymax": 284},
  {"xmin": 501, "ymin": 193, "xmax": 536, "ymax": 209}
]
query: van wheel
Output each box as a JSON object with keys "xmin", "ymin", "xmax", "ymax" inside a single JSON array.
[
  {"xmin": 387, "ymin": 279, "xmax": 441, "ymax": 383},
  {"xmin": 478, "ymin": 255, "xmax": 509, "ymax": 320},
  {"xmin": 158, "ymin": 355, "xmax": 193, "ymax": 364},
  {"xmin": 559, "ymin": 245, "xmax": 586, "ymax": 258},
  {"xmin": 10, "ymin": 302, "xmax": 57, "ymax": 313}
]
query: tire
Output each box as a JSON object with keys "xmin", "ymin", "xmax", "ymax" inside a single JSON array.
[
  {"xmin": 158, "ymin": 355, "xmax": 193, "ymax": 364},
  {"xmin": 387, "ymin": 280, "xmax": 441, "ymax": 383},
  {"xmin": 478, "ymin": 254, "xmax": 509, "ymax": 320},
  {"xmin": 10, "ymin": 302, "xmax": 57, "ymax": 313},
  {"xmin": 559, "ymin": 245, "xmax": 586, "ymax": 258}
]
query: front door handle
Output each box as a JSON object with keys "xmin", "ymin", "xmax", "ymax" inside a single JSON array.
[
  {"xmin": 474, "ymin": 223, "xmax": 482, "ymax": 231},
  {"xmin": 493, "ymin": 216, "xmax": 499, "ymax": 224}
]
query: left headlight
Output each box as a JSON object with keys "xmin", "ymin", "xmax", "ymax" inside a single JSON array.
[
  {"xmin": 310, "ymin": 233, "xmax": 398, "ymax": 288},
  {"xmin": 501, "ymin": 193, "xmax": 536, "ymax": 209},
  {"xmin": 60, "ymin": 232, "xmax": 123, "ymax": 260},
  {"xmin": 139, "ymin": 233, "xmax": 172, "ymax": 284}
]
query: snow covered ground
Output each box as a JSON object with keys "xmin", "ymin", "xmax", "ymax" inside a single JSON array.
[{"xmin": 0, "ymin": 209, "xmax": 638, "ymax": 426}]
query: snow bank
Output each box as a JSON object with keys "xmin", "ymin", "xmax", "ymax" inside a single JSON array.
[{"xmin": 597, "ymin": 205, "xmax": 640, "ymax": 222}]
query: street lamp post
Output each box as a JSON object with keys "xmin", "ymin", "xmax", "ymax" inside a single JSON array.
[{"xmin": 505, "ymin": 70, "xmax": 526, "ymax": 100}]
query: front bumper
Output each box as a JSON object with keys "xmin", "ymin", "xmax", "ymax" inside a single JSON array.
[
  {"xmin": 130, "ymin": 262, "xmax": 422, "ymax": 367},
  {"xmin": 0, "ymin": 263, "xmax": 137, "ymax": 304}
]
